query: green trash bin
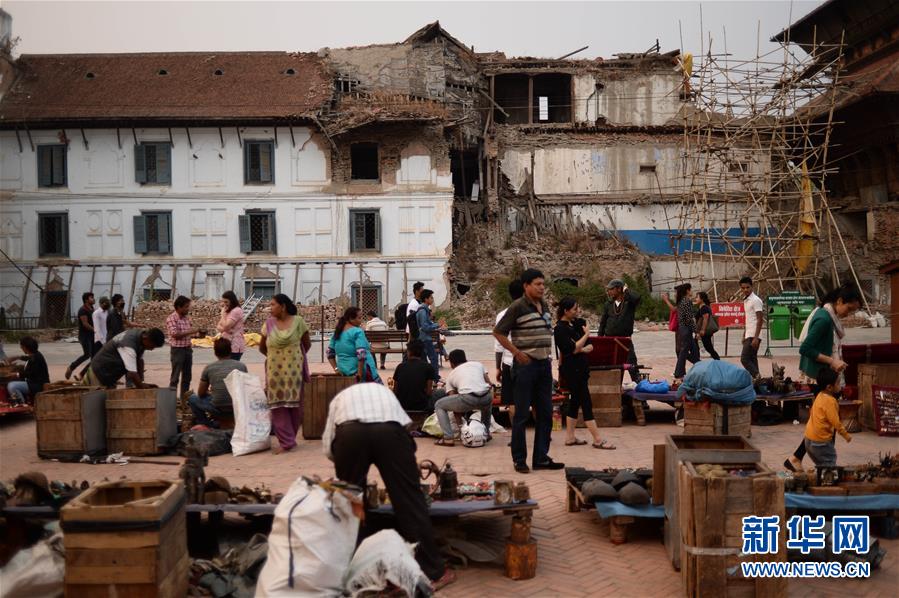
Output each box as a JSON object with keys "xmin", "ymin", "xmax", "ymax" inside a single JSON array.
[
  {"xmin": 792, "ymin": 305, "xmax": 814, "ymax": 338},
  {"xmin": 768, "ymin": 306, "xmax": 791, "ymax": 341}
]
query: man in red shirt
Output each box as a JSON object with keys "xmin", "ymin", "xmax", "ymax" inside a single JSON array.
[{"xmin": 165, "ymin": 296, "xmax": 204, "ymax": 398}]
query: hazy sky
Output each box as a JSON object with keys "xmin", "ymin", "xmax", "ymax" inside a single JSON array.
[{"xmin": 5, "ymin": 1, "xmax": 822, "ymax": 60}]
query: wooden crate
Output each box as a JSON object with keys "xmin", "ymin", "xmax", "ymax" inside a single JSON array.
[
  {"xmin": 34, "ymin": 387, "xmax": 106, "ymax": 459},
  {"xmin": 858, "ymin": 364, "xmax": 899, "ymax": 430},
  {"xmin": 679, "ymin": 462, "xmax": 786, "ymax": 598},
  {"xmin": 664, "ymin": 435, "xmax": 761, "ymax": 571},
  {"xmin": 575, "ymin": 369, "xmax": 623, "ymax": 427},
  {"xmin": 61, "ymin": 480, "xmax": 188, "ymax": 598},
  {"xmin": 838, "ymin": 400, "xmax": 863, "ymax": 433},
  {"xmin": 106, "ymin": 388, "xmax": 178, "ymax": 456},
  {"xmin": 302, "ymin": 374, "xmax": 356, "ymax": 439},
  {"xmin": 683, "ymin": 401, "xmax": 751, "ymax": 437}
]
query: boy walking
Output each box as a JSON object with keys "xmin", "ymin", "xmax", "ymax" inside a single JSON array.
[{"xmin": 804, "ymin": 367, "xmax": 851, "ymax": 466}]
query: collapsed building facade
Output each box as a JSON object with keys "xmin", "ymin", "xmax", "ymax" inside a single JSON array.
[{"xmin": 0, "ymin": 10, "xmax": 891, "ymax": 326}]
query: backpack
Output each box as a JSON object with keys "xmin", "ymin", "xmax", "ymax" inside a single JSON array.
[
  {"xmin": 394, "ymin": 304, "xmax": 409, "ymax": 331},
  {"xmin": 407, "ymin": 307, "xmax": 421, "ymax": 339}
]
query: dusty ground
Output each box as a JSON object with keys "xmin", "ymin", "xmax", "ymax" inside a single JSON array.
[{"xmin": 2, "ymin": 327, "xmax": 898, "ymax": 596}]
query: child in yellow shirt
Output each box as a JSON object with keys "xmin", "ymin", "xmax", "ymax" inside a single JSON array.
[{"xmin": 804, "ymin": 367, "xmax": 851, "ymax": 466}]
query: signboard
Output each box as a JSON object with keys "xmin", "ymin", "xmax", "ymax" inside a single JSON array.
[
  {"xmin": 712, "ymin": 302, "xmax": 745, "ymax": 328},
  {"xmin": 767, "ymin": 293, "xmax": 816, "ymax": 308}
]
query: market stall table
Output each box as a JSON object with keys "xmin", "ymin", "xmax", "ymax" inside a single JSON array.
[
  {"xmin": 566, "ymin": 480, "xmax": 660, "ymax": 544},
  {"xmin": 622, "ymin": 389, "xmax": 815, "ymax": 426}
]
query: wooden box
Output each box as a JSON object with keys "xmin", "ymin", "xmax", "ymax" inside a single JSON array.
[
  {"xmin": 858, "ymin": 364, "xmax": 899, "ymax": 430},
  {"xmin": 575, "ymin": 369, "xmax": 622, "ymax": 427},
  {"xmin": 302, "ymin": 374, "xmax": 356, "ymax": 439},
  {"xmin": 35, "ymin": 386, "xmax": 106, "ymax": 459},
  {"xmin": 61, "ymin": 480, "xmax": 188, "ymax": 598},
  {"xmin": 683, "ymin": 401, "xmax": 751, "ymax": 438},
  {"xmin": 664, "ymin": 435, "xmax": 761, "ymax": 570},
  {"xmin": 106, "ymin": 388, "xmax": 178, "ymax": 456},
  {"xmin": 838, "ymin": 400, "xmax": 863, "ymax": 433},
  {"xmin": 679, "ymin": 462, "xmax": 786, "ymax": 598}
]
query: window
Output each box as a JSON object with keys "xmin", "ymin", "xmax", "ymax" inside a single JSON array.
[
  {"xmin": 135, "ymin": 143, "xmax": 172, "ymax": 184},
  {"xmin": 239, "ymin": 211, "xmax": 277, "ymax": 253},
  {"xmin": 350, "ymin": 209, "xmax": 380, "ymax": 252},
  {"xmin": 37, "ymin": 145, "xmax": 67, "ymax": 187},
  {"xmin": 134, "ymin": 211, "xmax": 173, "ymax": 255},
  {"xmin": 639, "ymin": 164, "xmax": 657, "ymax": 174},
  {"xmin": 38, "ymin": 213, "xmax": 69, "ymax": 257},
  {"xmin": 244, "ymin": 280, "xmax": 279, "ymax": 300},
  {"xmin": 350, "ymin": 143, "xmax": 379, "ymax": 180},
  {"xmin": 244, "ymin": 141, "xmax": 274, "ymax": 184}
]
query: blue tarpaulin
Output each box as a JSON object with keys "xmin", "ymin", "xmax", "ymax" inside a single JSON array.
[
  {"xmin": 636, "ymin": 379, "xmax": 670, "ymax": 394},
  {"xmin": 677, "ymin": 360, "xmax": 756, "ymax": 405},
  {"xmin": 594, "ymin": 501, "xmax": 665, "ymax": 519},
  {"xmin": 785, "ymin": 493, "xmax": 899, "ymax": 510}
]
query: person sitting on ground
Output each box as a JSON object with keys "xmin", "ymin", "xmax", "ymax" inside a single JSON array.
[
  {"xmin": 803, "ymin": 367, "xmax": 851, "ymax": 466},
  {"xmin": 392, "ymin": 340, "xmax": 435, "ymax": 412},
  {"xmin": 189, "ymin": 337, "xmax": 248, "ymax": 428},
  {"xmin": 433, "ymin": 349, "xmax": 492, "ymax": 447},
  {"xmin": 363, "ymin": 310, "xmax": 390, "ymax": 370},
  {"xmin": 6, "ymin": 336, "xmax": 50, "ymax": 405},
  {"xmin": 83, "ymin": 328, "xmax": 165, "ymax": 389}
]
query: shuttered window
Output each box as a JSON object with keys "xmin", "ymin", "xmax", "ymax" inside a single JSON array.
[
  {"xmin": 134, "ymin": 143, "xmax": 172, "ymax": 184},
  {"xmin": 239, "ymin": 211, "xmax": 277, "ymax": 253},
  {"xmin": 37, "ymin": 145, "xmax": 67, "ymax": 187},
  {"xmin": 244, "ymin": 141, "xmax": 274, "ymax": 184},
  {"xmin": 133, "ymin": 212, "xmax": 172, "ymax": 255},
  {"xmin": 38, "ymin": 213, "xmax": 69, "ymax": 257},
  {"xmin": 349, "ymin": 209, "xmax": 380, "ymax": 252}
]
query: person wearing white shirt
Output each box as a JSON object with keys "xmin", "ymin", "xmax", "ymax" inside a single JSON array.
[
  {"xmin": 363, "ymin": 310, "xmax": 390, "ymax": 369},
  {"xmin": 433, "ymin": 350, "xmax": 493, "ymax": 446},
  {"xmin": 404, "ymin": 281, "xmax": 425, "ymax": 335},
  {"xmin": 740, "ymin": 276, "xmax": 765, "ymax": 378},
  {"xmin": 322, "ymin": 383, "xmax": 453, "ymax": 590},
  {"xmin": 494, "ymin": 279, "xmax": 524, "ymax": 424},
  {"xmin": 91, "ymin": 296, "xmax": 111, "ymax": 355}
]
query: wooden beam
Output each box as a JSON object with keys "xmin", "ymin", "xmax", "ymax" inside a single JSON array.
[
  {"xmin": 235, "ymin": 127, "xmax": 242, "ymax": 148},
  {"xmin": 185, "ymin": 127, "xmax": 193, "ymax": 149},
  {"xmin": 358, "ymin": 263, "xmax": 364, "ymax": 307},
  {"xmin": 478, "ymin": 87, "xmax": 509, "ymax": 118},
  {"xmin": 19, "ymin": 266, "xmax": 34, "ymax": 316},
  {"xmin": 189, "ymin": 265, "xmax": 198, "ymax": 299},
  {"xmin": 274, "ymin": 263, "xmax": 281, "ymax": 294},
  {"xmin": 218, "ymin": 127, "xmax": 225, "ymax": 148},
  {"xmin": 109, "ymin": 264, "xmax": 117, "ymax": 297},
  {"xmin": 14, "ymin": 129, "xmax": 22, "ymax": 152},
  {"xmin": 80, "ymin": 128, "xmax": 89, "ymax": 150},
  {"xmin": 168, "ymin": 127, "xmax": 174, "ymax": 147},
  {"xmin": 318, "ymin": 263, "xmax": 324, "ymax": 305},
  {"xmin": 402, "ymin": 262, "xmax": 408, "ymax": 302},
  {"xmin": 385, "ymin": 262, "xmax": 390, "ymax": 316},
  {"xmin": 230, "ymin": 264, "xmax": 237, "ymax": 294},
  {"xmin": 132, "ymin": 128, "xmax": 138, "ymax": 146},
  {"xmin": 171, "ymin": 264, "xmax": 178, "ymax": 298},
  {"xmin": 292, "ymin": 263, "xmax": 300, "ymax": 301},
  {"xmin": 528, "ymin": 76, "xmax": 534, "ymax": 125},
  {"xmin": 66, "ymin": 265, "xmax": 76, "ymax": 320},
  {"xmin": 289, "ymin": 123, "xmax": 296, "ymax": 148},
  {"xmin": 89, "ymin": 265, "xmax": 97, "ymax": 296},
  {"xmin": 116, "ymin": 128, "xmax": 122, "ymax": 150},
  {"xmin": 128, "ymin": 265, "xmax": 139, "ymax": 318}
]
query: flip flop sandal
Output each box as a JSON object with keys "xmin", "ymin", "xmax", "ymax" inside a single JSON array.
[
  {"xmin": 593, "ymin": 440, "xmax": 617, "ymax": 450},
  {"xmin": 435, "ymin": 438, "xmax": 455, "ymax": 447},
  {"xmin": 565, "ymin": 439, "xmax": 588, "ymax": 446}
]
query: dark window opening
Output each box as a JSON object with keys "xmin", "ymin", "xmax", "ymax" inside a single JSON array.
[
  {"xmin": 135, "ymin": 142, "xmax": 172, "ymax": 184},
  {"xmin": 38, "ymin": 213, "xmax": 69, "ymax": 257},
  {"xmin": 532, "ymin": 73, "xmax": 572, "ymax": 123},
  {"xmin": 244, "ymin": 141, "xmax": 274, "ymax": 184},
  {"xmin": 143, "ymin": 288, "xmax": 172, "ymax": 301},
  {"xmin": 640, "ymin": 164, "xmax": 657, "ymax": 174},
  {"xmin": 351, "ymin": 284, "xmax": 382, "ymax": 317},
  {"xmin": 554, "ymin": 277, "xmax": 579, "ymax": 287},
  {"xmin": 351, "ymin": 143, "xmax": 380, "ymax": 180},
  {"xmin": 450, "ymin": 149, "xmax": 479, "ymax": 199},
  {"xmin": 239, "ymin": 211, "xmax": 277, "ymax": 254},
  {"xmin": 493, "ymin": 74, "xmax": 530, "ymax": 124},
  {"xmin": 157, "ymin": 69, "xmax": 168, "ymax": 76},
  {"xmin": 245, "ymin": 280, "xmax": 279, "ymax": 300},
  {"xmin": 729, "ymin": 161, "xmax": 749, "ymax": 173},
  {"xmin": 455, "ymin": 283, "xmax": 471, "ymax": 296},
  {"xmin": 133, "ymin": 212, "xmax": 172, "ymax": 255},
  {"xmin": 335, "ymin": 76, "xmax": 361, "ymax": 94},
  {"xmin": 41, "ymin": 291, "xmax": 69, "ymax": 327},
  {"xmin": 350, "ymin": 209, "xmax": 380, "ymax": 252},
  {"xmin": 37, "ymin": 145, "xmax": 67, "ymax": 187}
]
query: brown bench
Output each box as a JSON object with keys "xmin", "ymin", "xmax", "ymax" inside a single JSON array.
[{"xmin": 364, "ymin": 330, "xmax": 440, "ymax": 354}]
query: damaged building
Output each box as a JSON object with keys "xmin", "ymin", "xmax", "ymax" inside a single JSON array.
[{"xmin": 0, "ymin": 12, "xmax": 891, "ymax": 325}]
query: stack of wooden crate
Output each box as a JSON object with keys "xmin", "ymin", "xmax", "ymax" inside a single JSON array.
[
  {"xmin": 587, "ymin": 369, "xmax": 623, "ymax": 427},
  {"xmin": 678, "ymin": 462, "xmax": 786, "ymax": 597},
  {"xmin": 683, "ymin": 400, "xmax": 752, "ymax": 437},
  {"xmin": 106, "ymin": 388, "xmax": 178, "ymax": 456},
  {"xmin": 61, "ymin": 480, "xmax": 188, "ymax": 598},
  {"xmin": 303, "ymin": 374, "xmax": 356, "ymax": 439}
]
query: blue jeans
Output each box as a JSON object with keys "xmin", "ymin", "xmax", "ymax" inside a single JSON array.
[
  {"xmin": 7, "ymin": 381, "xmax": 30, "ymax": 404},
  {"xmin": 511, "ymin": 358, "xmax": 553, "ymax": 466},
  {"xmin": 188, "ymin": 393, "xmax": 222, "ymax": 427},
  {"xmin": 420, "ymin": 339, "xmax": 440, "ymax": 381}
]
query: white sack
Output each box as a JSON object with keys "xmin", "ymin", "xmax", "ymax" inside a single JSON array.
[
  {"xmin": 225, "ymin": 369, "xmax": 272, "ymax": 456},
  {"xmin": 343, "ymin": 530, "xmax": 430, "ymax": 598}
]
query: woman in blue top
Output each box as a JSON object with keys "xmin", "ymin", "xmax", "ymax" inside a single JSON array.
[{"xmin": 328, "ymin": 306, "xmax": 381, "ymax": 383}]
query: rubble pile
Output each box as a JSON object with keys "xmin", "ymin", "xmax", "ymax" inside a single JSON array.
[
  {"xmin": 298, "ymin": 304, "xmax": 341, "ymax": 332},
  {"xmin": 133, "ymin": 301, "xmax": 341, "ymax": 333}
]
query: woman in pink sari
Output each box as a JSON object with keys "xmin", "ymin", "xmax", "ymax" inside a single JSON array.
[
  {"xmin": 217, "ymin": 291, "xmax": 245, "ymax": 360},
  {"xmin": 259, "ymin": 294, "xmax": 311, "ymax": 453}
]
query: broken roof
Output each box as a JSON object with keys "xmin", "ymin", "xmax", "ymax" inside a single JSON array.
[{"xmin": 0, "ymin": 52, "xmax": 333, "ymax": 127}]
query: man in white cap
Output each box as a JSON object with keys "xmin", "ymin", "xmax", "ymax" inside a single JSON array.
[{"xmin": 598, "ymin": 279, "xmax": 641, "ymax": 381}]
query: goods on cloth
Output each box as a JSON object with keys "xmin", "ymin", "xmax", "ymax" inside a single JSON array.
[
  {"xmin": 256, "ymin": 477, "xmax": 362, "ymax": 596},
  {"xmin": 635, "ymin": 379, "xmax": 670, "ymax": 394},
  {"xmin": 342, "ymin": 530, "xmax": 430, "ymax": 597},
  {"xmin": 34, "ymin": 387, "xmax": 106, "ymax": 460},
  {"xmin": 0, "ymin": 532, "xmax": 64, "ymax": 598},
  {"xmin": 105, "ymin": 388, "xmax": 178, "ymax": 456},
  {"xmin": 580, "ymin": 479, "xmax": 618, "ymax": 502},
  {"xmin": 60, "ymin": 480, "xmax": 189, "ymax": 598},
  {"xmin": 610, "ymin": 470, "xmax": 639, "ymax": 490},
  {"xmin": 664, "ymin": 435, "xmax": 761, "ymax": 571},
  {"xmin": 677, "ymin": 360, "xmax": 756, "ymax": 405},
  {"xmin": 192, "ymin": 333, "xmax": 262, "ymax": 349},
  {"xmin": 224, "ymin": 370, "xmax": 271, "ymax": 456},
  {"xmin": 618, "ymin": 482, "xmax": 650, "ymax": 506},
  {"xmin": 165, "ymin": 429, "xmax": 233, "ymax": 457},
  {"xmin": 679, "ymin": 461, "xmax": 786, "ymax": 598}
]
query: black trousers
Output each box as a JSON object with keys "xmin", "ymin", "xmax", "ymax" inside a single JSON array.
[
  {"xmin": 332, "ymin": 421, "xmax": 445, "ymax": 581},
  {"xmin": 700, "ymin": 334, "xmax": 720, "ymax": 360},
  {"xmin": 169, "ymin": 347, "xmax": 193, "ymax": 396},
  {"xmin": 68, "ymin": 333, "xmax": 93, "ymax": 371},
  {"xmin": 563, "ymin": 367, "xmax": 593, "ymax": 421}
]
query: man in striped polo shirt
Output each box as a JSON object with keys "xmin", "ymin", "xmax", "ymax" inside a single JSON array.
[{"xmin": 494, "ymin": 268, "xmax": 564, "ymax": 473}]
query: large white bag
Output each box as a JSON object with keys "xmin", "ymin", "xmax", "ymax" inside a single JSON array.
[
  {"xmin": 343, "ymin": 530, "xmax": 430, "ymax": 597},
  {"xmin": 256, "ymin": 478, "xmax": 361, "ymax": 597},
  {"xmin": 225, "ymin": 369, "xmax": 271, "ymax": 456}
]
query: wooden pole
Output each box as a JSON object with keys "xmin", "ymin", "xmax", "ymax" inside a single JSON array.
[
  {"xmin": 189, "ymin": 265, "xmax": 198, "ymax": 299},
  {"xmin": 171, "ymin": 264, "xmax": 179, "ymax": 298},
  {"xmin": 385, "ymin": 262, "xmax": 390, "ymax": 318},
  {"xmin": 339, "ymin": 263, "xmax": 346, "ymax": 302},
  {"xmin": 274, "ymin": 263, "xmax": 281, "ymax": 295},
  {"xmin": 19, "ymin": 266, "xmax": 34, "ymax": 319},
  {"xmin": 89, "ymin": 265, "xmax": 97, "ymax": 296},
  {"xmin": 127, "ymin": 265, "xmax": 139, "ymax": 317},
  {"xmin": 66, "ymin": 265, "xmax": 76, "ymax": 321},
  {"xmin": 318, "ymin": 263, "xmax": 324, "ymax": 304},
  {"xmin": 292, "ymin": 263, "xmax": 300, "ymax": 301},
  {"xmin": 109, "ymin": 265, "xmax": 117, "ymax": 298},
  {"xmin": 358, "ymin": 263, "xmax": 364, "ymax": 308},
  {"xmin": 403, "ymin": 262, "xmax": 408, "ymax": 302},
  {"xmin": 41, "ymin": 266, "xmax": 53, "ymax": 327},
  {"xmin": 230, "ymin": 264, "xmax": 237, "ymax": 294}
]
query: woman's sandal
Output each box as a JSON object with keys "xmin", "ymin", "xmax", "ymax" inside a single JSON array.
[
  {"xmin": 593, "ymin": 440, "xmax": 617, "ymax": 450},
  {"xmin": 565, "ymin": 439, "xmax": 588, "ymax": 446},
  {"xmin": 434, "ymin": 438, "xmax": 455, "ymax": 447},
  {"xmin": 783, "ymin": 459, "xmax": 797, "ymax": 472}
]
